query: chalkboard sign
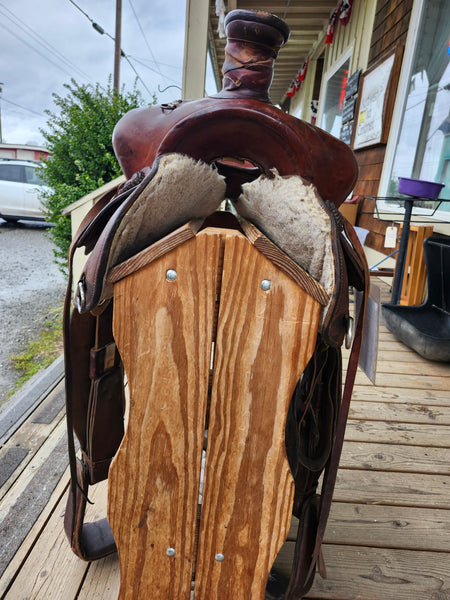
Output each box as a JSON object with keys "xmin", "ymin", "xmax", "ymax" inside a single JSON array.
[
  {"xmin": 342, "ymin": 96, "xmax": 357, "ymax": 124},
  {"xmin": 339, "ymin": 70, "xmax": 361, "ymax": 144},
  {"xmin": 340, "ymin": 121, "xmax": 353, "ymax": 145},
  {"xmin": 345, "ymin": 69, "xmax": 361, "ymax": 100}
]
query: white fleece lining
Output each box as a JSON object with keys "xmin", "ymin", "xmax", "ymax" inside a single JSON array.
[
  {"xmin": 109, "ymin": 153, "xmax": 227, "ymax": 268},
  {"xmin": 233, "ymin": 173, "xmax": 335, "ymax": 296}
]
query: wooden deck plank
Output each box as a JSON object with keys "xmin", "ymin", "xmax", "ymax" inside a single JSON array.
[
  {"xmin": 0, "ymin": 381, "xmax": 65, "ymax": 503},
  {"xmin": 348, "ymin": 400, "xmax": 450, "ymax": 424},
  {"xmin": 340, "ymin": 440, "xmax": 450, "ymax": 474},
  {"xmin": 344, "ymin": 419, "xmax": 450, "ymax": 447},
  {"xmin": 2, "ymin": 493, "xmax": 88, "ymax": 600},
  {"xmin": 305, "ymin": 545, "xmax": 450, "ymax": 599},
  {"xmin": 350, "ymin": 386, "xmax": 450, "ymax": 404},
  {"xmin": 274, "ymin": 544, "xmax": 450, "ymax": 599},
  {"xmin": 77, "ymin": 555, "xmax": 120, "ymax": 600},
  {"xmin": 1, "ymin": 479, "xmax": 109, "ymax": 600},
  {"xmin": 287, "ymin": 503, "xmax": 450, "ymax": 551},
  {"xmin": 0, "ymin": 418, "xmax": 67, "ymax": 524},
  {"xmin": 354, "ymin": 371, "xmax": 450, "ymax": 390},
  {"xmin": 333, "ymin": 469, "xmax": 450, "ymax": 509},
  {"xmin": 0, "ymin": 468, "xmax": 69, "ymax": 598},
  {"xmin": 366, "ymin": 359, "xmax": 450, "ymax": 376}
]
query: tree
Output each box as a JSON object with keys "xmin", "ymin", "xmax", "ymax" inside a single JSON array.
[{"xmin": 39, "ymin": 78, "xmax": 152, "ymax": 272}]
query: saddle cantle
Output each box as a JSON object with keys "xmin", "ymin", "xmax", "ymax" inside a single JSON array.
[{"xmin": 63, "ymin": 9, "xmax": 368, "ymax": 599}]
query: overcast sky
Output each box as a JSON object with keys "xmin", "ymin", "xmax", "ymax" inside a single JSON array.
[{"xmin": 0, "ymin": 0, "xmax": 217, "ymax": 147}]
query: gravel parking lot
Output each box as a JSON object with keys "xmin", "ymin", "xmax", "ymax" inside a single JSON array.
[{"xmin": 0, "ymin": 220, "xmax": 66, "ymax": 404}]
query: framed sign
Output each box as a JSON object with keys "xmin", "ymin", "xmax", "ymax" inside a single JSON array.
[{"xmin": 352, "ymin": 47, "xmax": 403, "ymax": 149}]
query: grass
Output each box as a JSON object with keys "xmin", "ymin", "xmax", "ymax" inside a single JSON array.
[{"xmin": 8, "ymin": 303, "xmax": 64, "ymax": 397}]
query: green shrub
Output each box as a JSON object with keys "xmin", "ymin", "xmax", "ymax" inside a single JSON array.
[{"xmin": 38, "ymin": 78, "xmax": 154, "ymax": 273}]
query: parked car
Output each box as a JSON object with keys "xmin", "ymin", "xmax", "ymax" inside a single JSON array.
[{"xmin": 0, "ymin": 158, "xmax": 48, "ymax": 222}]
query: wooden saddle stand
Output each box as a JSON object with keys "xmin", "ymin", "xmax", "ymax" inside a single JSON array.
[{"xmin": 63, "ymin": 10, "xmax": 369, "ymax": 600}]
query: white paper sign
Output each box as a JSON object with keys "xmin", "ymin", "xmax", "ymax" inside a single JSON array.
[
  {"xmin": 353, "ymin": 53, "xmax": 395, "ymax": 149},
  {"xmin": 384, "ymin": 226, "xmax": 398, "ymax": 248}
]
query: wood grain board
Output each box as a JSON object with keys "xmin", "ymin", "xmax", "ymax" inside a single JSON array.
[
  {"xmin": 109, "ymin": 228, "xmax": 321, "ymax": 599},
  {"xmin": 192, "ymin": 233, "xmax": 320, "ymax": 599},
  {"xmin": 109, "ymin": 231, "xmax": 222, "ymax": 599}
]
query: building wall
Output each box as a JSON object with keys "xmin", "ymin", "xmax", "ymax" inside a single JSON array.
[
  {"xmin": 353, "ymin": 0, "xmax": 414, "ymax": 253},
  {"xmin": 290, "ymin": 0, "xmax": 428, "ymax": 255},
  {"xmin": 0, "ymin": 144, "xmax": 50, "ymax": 161},
  {"xmin": 290, "ymin": 0, "xmax": 377, "ymax": 125}
]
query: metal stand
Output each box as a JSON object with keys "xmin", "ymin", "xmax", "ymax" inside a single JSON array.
[{"xmin": 390, "ymin": 197, "xmax": 414, "ymax": 304}]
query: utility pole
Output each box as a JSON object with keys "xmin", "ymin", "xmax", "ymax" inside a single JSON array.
[{"xmin": 113, "ymin": 0, "xmax": 122, "ymax": 93}]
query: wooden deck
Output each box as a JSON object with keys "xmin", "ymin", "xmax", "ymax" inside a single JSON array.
[{"xmin": 0, "ymin": 280, "xmax": 449, "ymax": 599}]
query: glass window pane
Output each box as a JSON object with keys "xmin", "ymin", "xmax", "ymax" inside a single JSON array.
[
  {"xmin": 388, "ymin": 0, "xmax": 450, "ymax": 206},
  {"xmin": 320, "ymin": 58, "xmax": 350, "ymax": 137},
  {"xmin": 24, "ymin": 165, "xmax": 44, "ymax": 185},
  {"xmin": 0, "ymin": 164, "xmax": 24, "ymax": 183}
]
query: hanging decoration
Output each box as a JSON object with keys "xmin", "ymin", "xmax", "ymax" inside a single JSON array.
[
  {"xmin": 326, "ymin": 0, "xmax": 354, "ymax": 44},
  {"xmin": 216, "ymin": 0, "xmax": 226, "ymax": 38},
  {"xmin": 298, "ymin": 56, "xmax": 309, "ymax": 81},
  {"xmin": 325, "ymin": 5, "xmax": 341, "ymax": 44},
  {"xmin": 339, "ymin": 0, "xmax": 354, "ymax": 26},
  {"xmin": 310, "ymin": 100, "xmax": 318, "ymax": 124},
  {"xmin": 286, "ymin": 57, "xmax": 309, "ymax": 98}
]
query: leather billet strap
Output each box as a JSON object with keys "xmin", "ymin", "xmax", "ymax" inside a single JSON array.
[
  {"xmin": 303, "ymin": 218, "xmax": 369, "ymax": 586},
  {"xmin": 63, "ymin": 178, "xmax": 140, "ymax": 560}
]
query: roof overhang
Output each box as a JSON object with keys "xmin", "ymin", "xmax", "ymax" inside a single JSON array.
[{"xmin": 208, "ymin": 1, "xmax": 338, "ymax": 105}]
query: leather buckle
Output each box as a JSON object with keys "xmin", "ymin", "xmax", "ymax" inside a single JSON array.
[
  {"xmin": 75, "ymin": 280, "xmax": 86, "ymax": 313},
  {"xmin": 345, "ymin": 315, "xmax": 354, "ymax": 349}
]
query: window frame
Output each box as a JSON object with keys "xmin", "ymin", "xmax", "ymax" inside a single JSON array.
[
  {"xmin": 317, "ymin": 47, "xmax": 353, "ymax": 137},
  {"xmin": 377, "ymin": 0, "xmax": 450, "ymax": 221}
]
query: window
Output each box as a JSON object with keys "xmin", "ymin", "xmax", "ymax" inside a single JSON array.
[
  {"xmin": 24, "ymin": 165, "xmax": 44, "ymax": 185},
  {"xmin": 319, "ymin": 54, "xmax": 351, "ymax": 137},
  {"xmin": 0, "ymin": 164, "xmax": 24, "ymax": 183},
  {"xmin": 383, "ymin": 0, "xmax": 450, "ymax": 215}
]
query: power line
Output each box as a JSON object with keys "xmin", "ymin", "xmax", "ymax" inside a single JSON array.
[
  {"xmin": 122, "ymin": 55, "xmax": 154, "ymax": 98},
  {"xmin": 127, "ymin": 0, "xmax": 166, "ymax": 82},
  {"xmin": 0, "ymin": 3, "xmax": 93, "ymax": 83},
  {"xmin": 68, "ymin": 0, "xmax": 116, "ymax": 42},
  {"xmin": 67, "ymin": 0, "xmax": 160, "ymax": 101},
  {"xmin": 128, "ymin": 55, "xmax": 181, "ymax": 85},
  {"xmin": 0, "ymin": 23, "xmax": 75, "ymax": 79},
  {"xmin": 1, "ymin": 96, "xmax": 45, "ymax": 118},
  {"xmin": 127, "ymin": 55, "xmax": 180, "ymax": 70}
]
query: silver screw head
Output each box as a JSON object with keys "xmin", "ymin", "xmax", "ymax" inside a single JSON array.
[
  {"xmin": 166, "ymin": 269, "xmax": 177, "ymax": 281},
  {"xmin": 215, "ymin": 553, "xmax": 225, "ymax": 562},
  {"xmin": 261, "ymin": 279, "xmax": 271, "ymax": 291},
  {"xmin": 166, "ymin": 547, "xmax": 176, "ymax": 557}
]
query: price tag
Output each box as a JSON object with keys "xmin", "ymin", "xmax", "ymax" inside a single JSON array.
[{"xmin": 384, "ymin": 226, "xmax": 398, "ymax": 248}]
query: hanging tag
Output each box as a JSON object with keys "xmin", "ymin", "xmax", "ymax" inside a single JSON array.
[{"xmin": 384, "ymin": 226, "xmax": 398, "ymax": 248}]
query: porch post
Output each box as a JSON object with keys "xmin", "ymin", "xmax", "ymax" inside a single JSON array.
[{"xmin": 182, "ymin": 0, "xmax": 209, "ymax": 100}]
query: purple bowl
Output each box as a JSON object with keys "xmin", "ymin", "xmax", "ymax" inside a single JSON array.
[{"xmin": 398, "ymin": 177, "xmax": 445, "ymax": 200}]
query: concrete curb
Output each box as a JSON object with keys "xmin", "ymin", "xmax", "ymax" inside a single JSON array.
[{"xmin": 0, "ymin": 355, "xmax": 64, "ymax": 446}]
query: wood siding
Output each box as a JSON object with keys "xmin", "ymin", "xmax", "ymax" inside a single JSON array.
[
  {"xmin": 290, "ymin": 1, "xmax": 377, "ymax": 126},
  {"xmin": 354, "ymin": 0, "xmax": 413, "ymax": 254}
]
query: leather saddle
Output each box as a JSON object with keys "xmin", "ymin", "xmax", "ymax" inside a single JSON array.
[{"xmin": 63, "ymin": 9, "xmax": 368, "ymax": 599}]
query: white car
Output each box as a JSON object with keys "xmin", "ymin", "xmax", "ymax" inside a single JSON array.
[{"xmin": 0, "ymin": 159, "xmax": 48, "ymax": 223}]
